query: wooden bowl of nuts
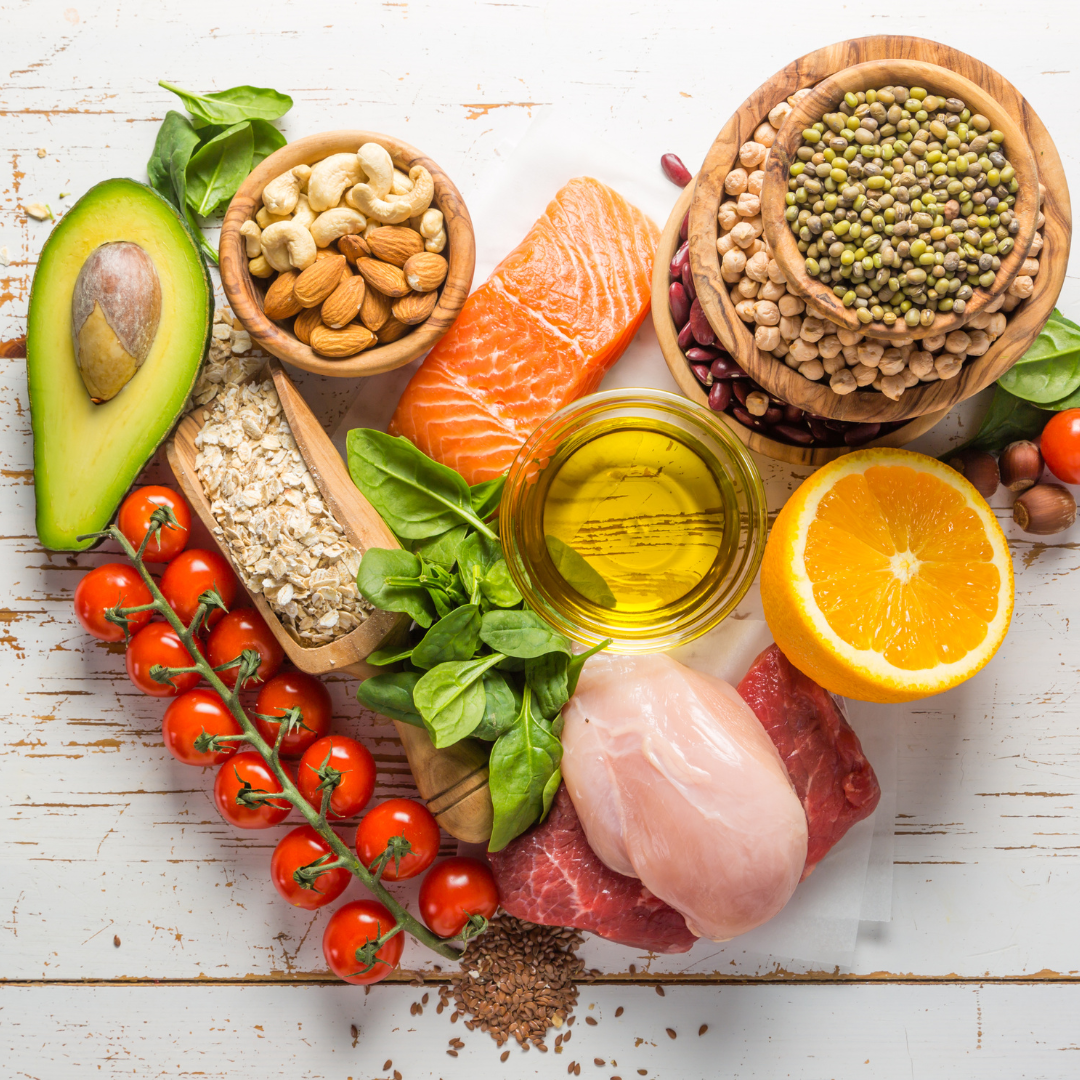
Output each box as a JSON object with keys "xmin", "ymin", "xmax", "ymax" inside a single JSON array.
[
  {"xmin": 690, "ymin": 36, "xmax": 1071, "ymax": 425},
  {"xmin": 219, "ymin": 131, "xmax": 475, "ymax": 378}
]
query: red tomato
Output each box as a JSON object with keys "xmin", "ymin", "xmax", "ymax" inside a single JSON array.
[
  {"xmin": 1041, "ymin": 408, "xmax": 1080, "ymax": 485},
  {"xmin": 271, "ymin": 825, "xmax": 351, "ymax": 910},
  {"xmin": 126, "ymin": 622, "xmax": 204, "ymax": 697},
  {"xmin": 162, "ymin": 688, "xmax": 243, "ymax": 766},
  {"xmin": 254, "ymin": 671, "xmax": 332, "ymax": 757},
  {"xmin": 160, "ymin": 549, "xmax": 238, "ymax": 631},
  {"xmin": 419, "ymin": 857, "xmax": 499, "ymax": 938},
  {"xmin": 207, "ymin": 608, "xmax": 283, "ymax": 688},
  {"xmin": 322, "ymin": 899, "xmax": 402, "ymax": 985},
  {"xmin": 73, "ymin": 563, "xmax": 153, "ymax": 641},
  {"xmin": 298, "ymin": 736, "xmax": 376, "ymax": 819},
  {"xmin": 355, "ymin": 798, "xmax": 440, "ymax": 881},
  {"xmin": 213, "ymin": 751, "xmax": 292, "ymax": 829},
  {"xmin": 117, "ymin": 486, "xmax": 191, "ymax": 562}
]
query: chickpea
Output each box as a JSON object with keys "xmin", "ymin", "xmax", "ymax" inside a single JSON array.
[
  {"xmin": 800, "ymin": 316, "xmax": 826, "ymax": 343},
  {"xmin": 754, "ymin": 122, "xmax": 778, "ymax": 149},
  {"xmin": 851, "ymin": 362, "xmax": 878, "ymax": 386},
  {"xmin": 724, "ymin": 169, "xmax": 749, "ymax": 196},
  {"xmin": 737, "ymin": 192, "xmax": 761, "ymax": 217},
  {"xmin": 760, "ymin": 279, "xmax": 786, "ymax": 302},
  {"xmin": 818, "ymin": 334, "xmax": 843, "ymax": 360},
  {"xmin": 789, "ymin": 338, "xmax": 820, "ymax": 363},
  {"xmin": 747, "ymin": 170, "xmax": 765, "ymax": 196},
  {"xmin": 945, "ymin": 330, "xmax": 971, "ymax": 354},
  {"xmin": 1008, "ymin": 275, "xmax": 1034, "ymax": 299},
  {"xmin": 755, "ymin": 324, "xmax": 782, "ymax": 351},
  {"xmin": 739, "ymin": 141, "xmax": 767, "ymax": 168},
  {"xmin": 767, "ymin": 258, "xmax": 787, "ymax": 284},
  {"xmin": 753, "ymin": 299, "xmax": 781, "ymax": 326},
  {"xmin": 830, "ymin": 369, "xmax": 858, "ymax": 394},
  {"xmin": 798, "ymin": 358, "xmax": 826, "ymax": 381},
  {"xmin": 778, "ymin": 294, "xmax": 805, "ymax": 317},
  {"xmin": 721, "ymin": 248, "xmax": 747, "ymax": 283},
  {"xmin": 736, "ymin": 275, "xmax": 761, "ymax": 299},
  {"xmin": 745, "ymin": 251, "xmax": 770, "ymax": 283}
]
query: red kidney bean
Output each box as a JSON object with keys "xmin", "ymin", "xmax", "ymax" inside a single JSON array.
[
  {"xmin": 773, "ymin": 423, "xmax": 814, "ymax": 445},
  {"xmin": 764, "ymin": 405, "xmax": 784, "ymax": 425},
  {"xmin": 670, "ymin": 241, "xmax": 689, "ymax": 279},
  {"xmin": 669, "ymin": 282, "xmax": 690, "ymax": 328},
  {"xmin": 708, "ymin": 381, "xmax": 732, "ymax": 413},
  {"xmin": 685, "ymin": 346, "xmax": 721, "ymax": 363},
  {"xmin": 732, "ymin": 406, "xmax": 767, "ymax": 432},
  {"xmin": 710, "ymin": 357, "xmax": 747, "ymax": 379},
  {"xmin": 783, "ymin": 404, "xmax": 804, "ymax": 425},
  {"xmin": 661, "ymin": 153, "xmax": 693, "ymax": 188},
  {"xmin": 823, "ymin": 418, "xmax": 848, "ymax": 433},
  {"xmin": 731, "ymin": 379, "xmax": 751, "ymax": 407},
  {"xmin": 677, "ymin": 321, "xmax": 696, "ymax": 351},
  {"xmin": 690, "ymin": 363, "xmax": 713, "ymax": 386},
  {"xmin": 681, "ymin": 263, "xmax": 697, "ymax": 303},
  {"xmin": 689, "ymin": 299, "xmax": 715, "ymax": 346},
  {"xmin": 807, "ymin": 417, "xmax": 842, "ymax": 444},
  {"xmin": 843, "ymin": 422, "xmax": 882, "ymax": 446},
  {"xmin": 680, "ymin": 211, "xmax": 689, "ymax": 243}
]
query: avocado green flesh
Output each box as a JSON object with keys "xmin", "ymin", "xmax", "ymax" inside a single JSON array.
[{"xmin": 27, "ymin": 178, "xmax": 212, "ymax": 551}]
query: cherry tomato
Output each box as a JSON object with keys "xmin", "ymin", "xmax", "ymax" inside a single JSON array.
[
  {"xmin": 355, "ymin": 798, "xmax": 440, "ymax": 881},
  {"xmin": 117, "ymin": 486, "xmax": 191, "ymax": 562},
  {"xmin": 419, "ymin": 857, "xmax": 500, "ymax": 939},
  {"xmin": 271, "ymin": 825, "xmax": 351, "ymax": 910},
  {"xmin": 298, "ymin": 736, "xmax": 376, "ymax": 819},
  {"xmin": 322, "ymin": 899, "xmax": 403, "ymax": 985},
  {"xmin": 73, "ymin": 563, "xmax": 153, "ymax": 642},
  {"xmin": 207, "ymin": 608, "xmax": 283, "ymax": 688},
  {"xmin": 213, "ymin": 751, "xmax": 292, "ymax": 829},
  {"xmin": 162, "ymin": 688, "xmax": 243, "ymax": 766},
  {"xmin": 125, "ymin": 622, "xmax": 204, "ymax": 697},
  {"xmin": 1041, "ymin": 408, "xmax": 1080, "ymax": 485},
  {"xmin": 254, "ymin": 671, "xmax": 332, "ymax": 757},
  {"xmin": 160, "ymin": 548, "xmax": 238, "ymax": 631}
]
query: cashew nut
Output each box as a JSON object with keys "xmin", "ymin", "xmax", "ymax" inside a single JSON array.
[
  {"xmin": 307, "ymin": 153, "xmax": 365, "ymax": 213},
  {"xmin": 293, "ymin": 164, "xmax": 311, "ymax": 193},
  {"xmin": 240, "ymin": 219, "xmax": 263, "ymax": 257},
  {"xmin": 349, "ymin": 165, "xmax": 434, "ymax": 224},
  {"xmin": 248, "ymin": 254, "xmax": 274, "ymax": 278},
  {"xmin": 418, "ymin": 208, "xmax": 444, "ymax": 240},
  {"xmin": 424, "ymin": 227, "xmax": 447, "ymax": 254},
  {"xmin": 310, "ymin": 207, "xmax": 368, "ymax": 248},
  {"xmin": 391, "ymin": 168, "xmax": 414, "ymax": 195},
  {"xmin": 357, "ymin": 143, "xmax": 395, "ymax": 199},
  {"xmin": 291, "ymin": 193, "xmax": 316, "ymax": 229},
  {"xmin": 256, "ymin": 205, "xmax": 290, "ymax": 230},
  {"xmin": 363, "ymin": 221, "xmax": 382, "ymax": 240},
  {"xmin": 262, "ymin": 167, "xmax": 304, "ymax": 216},
  {"xmin": 260, "ymin": 219, "xmax": 318, "ymax": 272}
]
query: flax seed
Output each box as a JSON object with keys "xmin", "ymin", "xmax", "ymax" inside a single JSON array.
[
  {"xmin": 382, "ymin": 1061, "xmax": 391, "ymax": 1072},
  {"xmin": 655, "ymin": 986, "xmax": 665, "ymax": 997},
  {"xmin": 585, "ymin": 1016, "xmax": 598, "ymax": 1026},
  {"xmin": 615, "ymin": 1007, "xmax": 624, "ymax": 1018},
  {"xmin": 699, "ymin": 1024, "xmax": 709, "ymax": 1036},
  {"xmin": 666, "ymin": 1028, "xmax": 677, "ymax": 1040},
  {"xmin": 501, "ymin": 1050, "xmax": 510, "ymax": 1063}
]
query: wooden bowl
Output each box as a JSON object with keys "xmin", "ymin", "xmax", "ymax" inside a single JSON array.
[
  {"xmin": 657, "ymin": 177, "xmax": 946, "ymax": 465},
  {"xmin": 166, "ymin": 360, "xmax": 407, "ymax": 675},
  {"xmin": 690, "ymin": 36, "xmax": 1072, "ymax": 424},
  {"xmin": 220, "ymin": 131, "xmax": 475, "ymax": 379},
  {"xmin": 761, "ymin": 58, "xmax": 1040, "ymax": 343}
]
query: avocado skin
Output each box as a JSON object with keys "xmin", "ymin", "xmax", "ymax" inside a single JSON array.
[{"xmin": 27, "ymin": 178, "xmax": 213, "ymax": 551}]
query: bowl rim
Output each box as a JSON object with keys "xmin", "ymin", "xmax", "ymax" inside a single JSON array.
[{"xmin": 219, "ymin": 129, "xmax": 475, "ymax": 379}]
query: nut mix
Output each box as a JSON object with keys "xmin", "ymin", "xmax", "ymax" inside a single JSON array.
[{"xmin": 246, "ymin": 142, "xmax": 448, "ymax": 359}]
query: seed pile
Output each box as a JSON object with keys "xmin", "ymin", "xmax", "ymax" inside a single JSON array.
[{"xmin": 437, "ymin": 916, "xmax": 585, "ymax": 1050}]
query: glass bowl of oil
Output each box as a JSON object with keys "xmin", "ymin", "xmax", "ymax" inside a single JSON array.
[{"xmin": 500, "ymin": 388, "xmax": 768, "ymax": 652}]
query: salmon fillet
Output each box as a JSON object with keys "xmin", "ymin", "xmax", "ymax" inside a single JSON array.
[{"xmin": 389, "ymin": 177, "xmax": 659, "ymax": 484}]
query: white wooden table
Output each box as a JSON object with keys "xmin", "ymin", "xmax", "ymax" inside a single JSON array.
[{"xmin": 3, "ymin": 2, "xmax": 1080, "ymax": 1075}]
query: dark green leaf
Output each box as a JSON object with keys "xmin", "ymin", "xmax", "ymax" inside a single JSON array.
[
  {"xmin": 997, "ymin": 309, "xmax": 1080, "ymax": 404},
  {"xmin": 944, "ymin": 386, "xmax": 1048, "ymax": 459},
  {"xmin": 545, "ymin": 535, "xmax": 617, "ymax": 608},
  {"xmin": 249, "ymin": 118, "xmax": 287, "ymax": 167},
  {"xmin": 479, "ymin": 610, "xmax": 573, "ymax": 659},
  {"xmin": 471, "ymin": 671, "xmax": 521, "ymax": 741},
  {"xmin": 488, "ymin": 692, "xmax": 563, "ymax": 852},
  {"xmin": 356, "ymin": 548, "xmax": 435, "ymax": 628},
  {"xmin": 480, "ymin": 559, "xmax": 522, "ymax": 609},
  {"xmin": 525, "ymin": 651, "xmax": 569, "ymax": 720},
  {"xmin": 413, "ymin": 524, "xmax": 470, "ymax": 571},
  {"xmin": 147, "ymin": 110, "xmax": 199, "ymax": 208},
  {"xmin": 470, "ymin": 475, "xmax": 507, "ymax": 520},
  {"xmin": 183, "ymin": 200, "xmax": 219, "ymax": 264},
  {"xmin": 160, "ymin": 81, "xmax": 293, "ymax": 127},
  {"xmin": 413, "ymin": 653, "xmax": 505, "ymax": 748},
  {"xmin": 411, "ymin": 605, "xmax": 481, "ymax": 669},
  {"xmin": 346, "ymin": 429, "xmax": 496, "ymax": 540},
  {"xmin": 541, "ymin": 766, "xmax": 562, "ymax": 820},
  {"xmin": 356, "ymin": 672, "xmax": 422, "ymax": 726},
  {"xmin": 185, "ymin": 121, "xmax": 254, "ymax": 217},
  {"xmin": 365, "ymin": 645, "xmax": 415, "ymax": 666},
  {"xmin": 459, "ymin": 531, "xmax": 503, "ymax": 603},
  {"xmin": 1045, "ymin": 382, "xmax": 1080, "ymax": 411},
  {"xmin": 566, "ymin": 639, "xmax": 611, "ymax": 697}
]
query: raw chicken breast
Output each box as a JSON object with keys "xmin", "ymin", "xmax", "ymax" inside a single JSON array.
[{"xmin": 561, "ymin": 652, "xmax": 808, "ymax": 940}]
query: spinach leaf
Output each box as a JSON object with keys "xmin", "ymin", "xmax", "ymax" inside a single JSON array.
[
  {"xmin": 566, "ymin": 638, "xmax": 612, "ymax": 697},
  {"xmin": 159, "ymin": 81, "xmax": 293, "ymax": 127},
  {"xmin": 944, "ymin": 385, "xmax": 1049, "ymax": 459},
  {"xmin": 365, "ymin": 644, "xmax": 415, "ymax": 666},
  {"xmin": 488, "ymin": 691, "xmax": 563, "ymax": 852},
  {"xmin": 356, "ymin": 672, "xmax": 422, "ymax": 726},
  {"xmin": 471, "ymin": 671, "xmax": 520, "ymax": 741},
  {"xmin": 413, "ymin": 524, "xmax": 470, "ymax": 571},
  {"xmin": 413, "ymin": 653, "xmax": 506, "ymax": 748},
  {"xmin": 525, "ymin": 651, "xmax": 569, "ymax": 720},
  {"xmin": 997, "ymin": 310, "xmax": 1080, "ymax": 404},
  {"xmin": 185, "ymin": 121, "xmax": 254, "ymax": 217},
  {"xmin": 470, "ymin": 475, "xmax": 507, "ymax": 520},
  {"xmin": 1045, "ymin": 383, "xmax": 1080, "ymax": 411},
  {"xmin": 480, "ymin": 559, "xmax": 523, "ymax": 609},
  {"xmin": 541, "ymin": 766, "xmax": 562, "ymax": 819},
  {"xmin": 249, "ymin": 118, "xmax": 287, "ymax": 167},
  {"xmin": 346, "ymin": 429, "xmax": 497, "ymax": 541},
  {"xmin": 458, "ymin": 531, "xmax": 502, "ymax": 603},
  {"xmin": 480, "ymin": 610, "xmax": 573, "ymax": 659},
  {"xmin": 147, "ymin": 110, "xmax": 199, "ymax": 208},
  {"xmin": 545, "ymin": 535, "xmax": 617, "ymax": 609},
  {"xmin": 356, "ymin": 548, "xmax": 436, "ymax": 628},
  {"xmin": 411, "ymin": 605, "xmax": 481, "ymax": 669}
]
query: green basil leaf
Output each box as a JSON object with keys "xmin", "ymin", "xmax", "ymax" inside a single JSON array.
[
  {"xmin": 160, "ymin": 81, "xmax": 293, "ymax": 127},
  {"xmin": 471, "ymin": 671, "xmax": 521, "ymax": 741},
  {"xmin": 525, "ymin": 651, "xmax": 569, "ymax": 721},
  {"xmin": 566, "ymin": 638, "xmax": 611, "ymax": 697},
  {"xmin": 413, "ymin": 524, "xmax": 470, "ymax": 571},
  {"xmin": 356, "ymin": 548, "xmax": 435, "ymax": 628},
  {"xmin": 998, "ymin": 309, "xmax": 1080, "ymax": 404},
  {"xmin": 147, "ymin": 110, "xmax": 199, "ymax": 208},
  {"xmin": 365, "ymin": 645, "xmax": 416, "ymax": 666},
  {"xmin": 488, "ymin": 692, "xmax": 563, "ymax": 852},
  {"xmin": 470, "ymin": 475, "xmax": 507, "ymax": 520},
  {"xmin": 346, "ymin": 429, "xmax": 496, "ymax": 540},
  {"xmin": 185, "ymin": 121, "xmax": 254, "ymax": 217},
  {"xmin": 249, "ymin": 118, "xmax": 287, "ymax": 168},
  {"xmin": 411, "ymin": 605, "xmax": 481, "ymax": 669},
  {"xmin": 545, "ymin": 535, "xmax": 617, "ymax": 609},
  {"xmin": 356, "ymin": 672, "xmax": 422, "ymax": 726},
  {"xmin": 413, "ymin": 653, "xmax": 506, "ymax": 748},
  {"xmin": 480, "ymin": 610, "xmax": 573, "ymax": 659},
  {"xmin": 944, "ymin": 385, "xmax": 1048, "ymax": 458}
]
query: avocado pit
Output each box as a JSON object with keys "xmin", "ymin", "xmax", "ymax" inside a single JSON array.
[{"xmin": 71, "ymin": 241, "xmax": 162, "ymax": 402}]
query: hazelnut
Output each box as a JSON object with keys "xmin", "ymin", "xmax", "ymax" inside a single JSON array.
[
  {"xmin": 1012, "ymin": 484, "xmax": 1077, "ymax": 535},
  {"xmin": 999, "ymin": 440, "xmax": 1043, "ymax": 493},
  {"xmin": 946, "ymin": 449, "xmax": 1000, "ymax": 499}
]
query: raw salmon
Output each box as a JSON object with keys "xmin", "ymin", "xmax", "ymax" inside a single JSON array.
[{"xmin": 389, "ymin": 177, "xmax": 659, "ymax": 484}]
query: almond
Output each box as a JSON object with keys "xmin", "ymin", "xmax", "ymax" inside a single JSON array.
[
  {"xmin": 309, "ymin": 323, "xmax": 377, "ymax": 358},
  {"xmin": 293, "ymin": 254, "xmax": 346, "ymax": 307},
  {"xmin": 392, "ymin": 289, "xmax": 439, "ymax": 325},
  {"xmin": 359, "ymin": 286, "xmax": 392, "ymax": 332},
  {"xmin": 338, "ymin": 233, "xmax": 371, "ymax": 264},
  {"xmin": 367, "ymin": 226, "xmax": 425, "ymax": 267},
  {"xmin": 355, "ymin": 257, "xmax": 410, "ymax": 298},
  {"xmin": 321, "ymin": 275, "xmax": 367, "ymax": 329},
  {"xmin": 293, "ymin": 305, "xmax": 323, "ymax": 344},
  {"xmin": 403, "ymin": 251, "xmax": 448, "ymax": 292},
  {"xmin": 377, "ymin": 316, "xmax": 412, "ymax": 344},
  {"xmin": 263, "ymin": 271, "xmax": 302, "ymax": 320}
]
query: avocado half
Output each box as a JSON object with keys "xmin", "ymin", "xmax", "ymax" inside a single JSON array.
[{"xmin": 27, "ymin": 178, "xmax": 212, "ymax": 551}]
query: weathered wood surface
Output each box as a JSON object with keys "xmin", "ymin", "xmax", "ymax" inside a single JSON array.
[{"xmin": 2, "ymin": 0, "xmax": 1080, "ymax": 1074}]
